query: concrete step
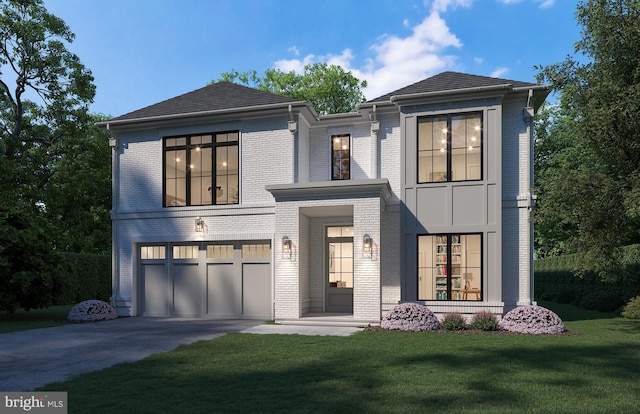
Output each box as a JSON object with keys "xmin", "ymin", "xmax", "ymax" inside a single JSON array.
[{"xmin": 275, "ymin": 318, "xmax": 380, "ymax": 328}]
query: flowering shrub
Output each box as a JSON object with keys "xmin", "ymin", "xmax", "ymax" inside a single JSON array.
[
  {"xmin": 381, "ymin": 303, "xmax": 440, "ymax": 332},
  {"xmin": 68, "ymin": 300, "xmax": 118, "ymax": 322},
  {"xmin": 470, "ymin": 310, "xmax": 499, "ymax": 331},
  {"xmin": 499, "ymin": 305, "xmax": 566, "ymax": 334},
  {"xmin": 441, "ymin": 312, "xmax": 467, "ymax": 331},
  {"xmin": 621, "ymin": 295, "xmax": 640, "ymax": 319}
]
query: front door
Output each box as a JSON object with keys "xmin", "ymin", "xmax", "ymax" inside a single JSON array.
[{"xmin": 325, "ymin": 226, "xmax": 354, "ymax": 313}]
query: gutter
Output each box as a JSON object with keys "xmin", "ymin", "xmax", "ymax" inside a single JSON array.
[
  {"xmin": 389, "ymin": 84, "xmax": 513, "ymax": 103},
  {"xmin": 359, "ymin": 83, "xmax": 550, "ymax": 109},
  {"xmin": 105, "ymin": 123, "xmax": 120, "ymax": 313},
  {"xmin": 96, "ymin": 100, "xmax": 311, "ymax": 129}
]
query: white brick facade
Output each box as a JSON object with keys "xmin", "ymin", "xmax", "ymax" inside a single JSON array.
[{"xmin": 106, "ymin": 73, "xmax": 547, "ymax": 321}]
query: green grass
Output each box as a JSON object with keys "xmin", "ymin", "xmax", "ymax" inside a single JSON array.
[
  {"xmin": 0, "ymin": 304, "xmax": 74, "ymax": 333},
  {"xmin": 39, "ymin": 302, "xmax": 640, "ymax": 413}
]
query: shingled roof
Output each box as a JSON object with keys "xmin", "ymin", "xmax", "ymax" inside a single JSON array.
[
  {"xmin": 366, "ymin": 71, "xmax": 539, "ymax": 103},
  {"xmin": 109, "ymin": 82, "xmax": 304, "ymax": 122}
]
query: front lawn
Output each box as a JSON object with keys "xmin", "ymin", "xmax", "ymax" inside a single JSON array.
[
  {"xmin": 40, "ymin": 303, "xmax": 640, "ymax": 413},
  {"xmin": 0, "ymin": 304, "xmax": 74, "ymax": 334}
]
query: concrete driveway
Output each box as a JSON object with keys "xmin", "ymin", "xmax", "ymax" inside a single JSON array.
[{"xmin": 0, "ymin": 317, "xmax": 261, "ymax": 391}]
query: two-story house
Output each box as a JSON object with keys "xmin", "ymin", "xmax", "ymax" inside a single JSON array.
[{"xmin": 99, "ymin": 71, "xmax": 548, "ymax": 324}]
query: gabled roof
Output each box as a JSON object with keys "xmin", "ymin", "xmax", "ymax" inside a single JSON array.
[
  {"xmin": 366, "ymin": 71, "xmax": 540, "ymax": 104},
  {"xmin": 108, "ymin": 82, "xmax": 304, "ymax": 123}
]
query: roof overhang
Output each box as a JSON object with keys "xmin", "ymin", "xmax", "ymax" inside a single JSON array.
[
  {"xmin": 266, "ymin": 179, "xmax": 392, "ymax": 203},
  {"xmin": 97, "ymin": 101, "xmax": 315, "ymax": 132},
  {"xmin": 360, "ymin": 83, "xmax": 551, "ymax": 111}
]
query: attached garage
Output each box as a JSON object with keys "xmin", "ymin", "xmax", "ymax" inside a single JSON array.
[{"xmin": 138, "ymin": 241, "xmax": 272, "ymax": 319}]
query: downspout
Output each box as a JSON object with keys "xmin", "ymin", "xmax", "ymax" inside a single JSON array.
[
  {"xmin": 288, "ymin": 104, "xmax": 297, "ymax": 183},
  {"xmin": 106, "ymin": 124, "xmax": 121, "ymax": 314},
  {"xmin": 370, "ymin": 105, "xmax": 379, "ymax": 179},
  {"xmin": 519, "ymin": 89, "xmax": 536, "ymax": 305}
]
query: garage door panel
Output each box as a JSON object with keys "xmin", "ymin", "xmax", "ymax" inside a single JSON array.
[
  {"xmin": 207, "ymin": 263, "xmax": 237, "ymax": 318},
  {"xmin": 143, "ymin": 264, "xmax": 169, "ymax": 317},
  {"xmin": 173, "ymin": 264, "xmax": 202, "ymax": 316},
  {"xmin": 242, "ymin": 263, "xmax": 271, "ymax": 319}
]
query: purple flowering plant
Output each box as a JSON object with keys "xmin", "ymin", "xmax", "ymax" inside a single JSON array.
[
  {"xmin": 381, "ymin": 303, "xmax": 441, "ymax": 332},
  {"xmin": 68, "ymin": 300, "xmax": 118, "ymax": 322},
  {"xmin": 499, "ymin": 305, "xmax": 566, "ymax": 334}
]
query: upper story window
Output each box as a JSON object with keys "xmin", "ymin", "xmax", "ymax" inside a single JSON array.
[
  {"xmin": 331, "ymin": 134, "xmax": 350, "ymax": 180},
  {"xmin": 164, "ymin": 131, "xmax": 239, "ymax": 207},
  {"xmin": 418, "ymin": 112, "xmax": 482, "ymax": 183}
]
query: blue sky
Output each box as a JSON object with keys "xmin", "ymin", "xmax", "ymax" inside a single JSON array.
[{"xmin": 43, "ymin": 0, "xmax": 580, "ymax": 117}]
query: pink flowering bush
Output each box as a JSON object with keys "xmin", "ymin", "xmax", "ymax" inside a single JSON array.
[
  {"xmin": 381, "ymin": 303, "xmax": 440, "ymax": 332},
  {"xmin": 499, "ymin": 305, "xmax": 566, "ymax": 334},
  {"xmin": 68, "ymin": 300, "xmax": 118, "ymax": 322}
]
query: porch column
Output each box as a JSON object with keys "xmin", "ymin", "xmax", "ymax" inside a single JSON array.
[
  {"xmin": 274, "ymin": 201, "xmax": 301, "ymax": 319},
  {"xmin": 353, "ymin": 197, "xmax": 382, "ymax": 321}
]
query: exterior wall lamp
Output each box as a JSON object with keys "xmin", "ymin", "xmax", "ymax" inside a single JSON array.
[
  {"xmin": 363, "ymin": 235, "xmax": 373, "ymax": 258},
  {"xmin": 282, "ymin": 237, "xmax": 292, "ymax": 259},
  {"xmin": 195, "ymin": 217, "xmax": 204, "ymax": 233}
]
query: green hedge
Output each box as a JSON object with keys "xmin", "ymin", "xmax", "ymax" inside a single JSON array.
[
  {"xmin": 54, "ymin": 252, "xmax": 111, "ymax": 305},
  {"xmin": 534, "ymin": 244, "xmax": 640, "ymax": 312}
]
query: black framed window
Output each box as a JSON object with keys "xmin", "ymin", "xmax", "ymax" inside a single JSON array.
[
  {"xmin": 418, "ymin": 112, "xmax": 482, "ymax": 183},
  {"xmin": 418, "ymin": 234, "xmax": 482, "ymax": 301},
  {"xmin": 164, "ymin": 131, "xmax": 238, "ymax": 207},
  {"xmin": 331, "ymin": 134, "xmax": 350, "ymax": 180}
]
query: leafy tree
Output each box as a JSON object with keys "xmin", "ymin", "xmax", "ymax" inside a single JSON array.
[
  {"xmin": 536, "ymin": 0, "xmax": 640, "ymax": 281},
  {"xmin": 0, "ymin": 0, "xmax": 98, "ymax": 311},
  {"xmin": 213, "ymin": 63, "xmax": 368, "ymax": 115},
  {"xmin": 0, "ymin": 210, "xmax": 67, "ymax": 313},
  {"xmin": 42, "ymin": 114, "xmax": 111, "ymax": 253},
  {"xmin": 0, "ymin": 0, "xmax": 95, "ymax": 155}
]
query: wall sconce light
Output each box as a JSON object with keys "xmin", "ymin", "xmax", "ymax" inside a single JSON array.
[
  {"xmin": 363, "ymin": 235, "xmax": 373, "ymax": 258},
  {"xmin": 288, "ymin": 120, "xmax": 297, "ymax": 134},
  {"xmin": 282, "ymin": 237, "xmax": 292, "ymax": 259},
  {"xmin": 371, "ymin": 121, "xmax": 380, "ymax": 134},
  {"xmin": 195, "ymin": 217, "xmax": 204, "ymax": 232}
]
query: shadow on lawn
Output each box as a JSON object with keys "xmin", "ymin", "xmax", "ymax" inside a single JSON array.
[
  {"xmin": 41, "ymin": 331, "xmax": 640, "ymax": 413},
  {"xmin": 539, "ymin": 301, "xmax": 619, "ymax": 322},
  {"xmin": 392, "ymin": 342, "xmax": 640, "ymax": 412}
]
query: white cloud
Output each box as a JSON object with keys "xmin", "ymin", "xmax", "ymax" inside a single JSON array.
[
  {"xmin": 490, "ymin": 67, "xmax": 509, "ymax": 78},
  {"xmin": 496, "ymin": 0, "xmax": 522, "ymax": 4},
  {"xmin": 430, "ymin": 0, "xmax": 473, "ymax": 13},
  {"xmin": 287, "ymin": 46, "xmax": 300, "ymax": 56},
  {"xmin": 274, "ymin": 7, "xmax": 468, "ymax": 100},
  {"xmin": 403, "ymin": 18, "xmax": 410, "ymax": 28},
  {"xmin": 273, "ymin": 53, "xmax": 315, "ymax": 73},
  {"xmin": 534, "ymin": 0, "xmax": 554, "ymax": 8}
]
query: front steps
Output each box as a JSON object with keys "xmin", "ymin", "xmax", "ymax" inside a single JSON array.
[{"xmin": 275, "ymin": 313, "xmax": 380, "ymax": 327}]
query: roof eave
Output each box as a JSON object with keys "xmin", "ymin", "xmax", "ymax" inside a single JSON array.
[
  {"xmin": 513, "ymin": 84, "xmax": 552, "ymax": 111},
  {"xmin": 97, "ymin": 100, "xmax": 310, "ymax": 130},
  {"xmin": 390, "ymin": 83, "xmax": 513, "ymax": 104}
]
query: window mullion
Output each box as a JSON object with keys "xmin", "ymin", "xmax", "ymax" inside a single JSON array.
[
  {"xmin": 213, "ymin": 141, "xmax": 218, "ymax": 205},
  {"xmin": 447, "ymin": 236, "xmax": 452, "ymax": 298},
  {"xmin": 185, "ymin": 138, "xmax": 192, "ymax": 206},
  {"xmin": 446, "ymin": 115, "xmax": 452, "ymax": 182}
]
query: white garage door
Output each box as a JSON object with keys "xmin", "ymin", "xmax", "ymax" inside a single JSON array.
[{"xmin": 138, "ymin": 242, "xmax": 271, "ymax": 319}]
